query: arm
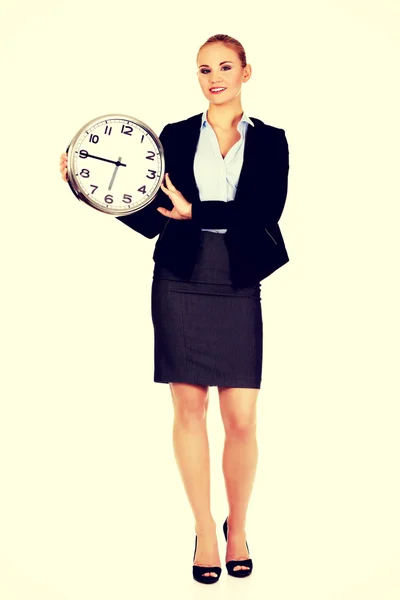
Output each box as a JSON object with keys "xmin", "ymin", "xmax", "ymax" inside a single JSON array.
[
  {"xmin": 256, "ymin": 128, "xmax": 289, "ymax": 228},
  {"xmin": 115, "ymin": 124, "xmax": 174, "ymax": 239},
  {"xmin": 265, "ymin": 129, "xmax": 289, "ymax": 226},
  {"xmin": 190, "ymin": 200, "xmax": 235, "ymax": 229}
]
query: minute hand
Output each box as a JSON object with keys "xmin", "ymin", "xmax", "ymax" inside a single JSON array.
[{"xmin": 84, "ymin": 152, "xmax": 127, "ymax": 167}]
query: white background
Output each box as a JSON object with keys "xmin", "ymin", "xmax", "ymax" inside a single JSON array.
[{"xmin": 1, "ymin": 0, "xmax": 399, "ymax": 598}]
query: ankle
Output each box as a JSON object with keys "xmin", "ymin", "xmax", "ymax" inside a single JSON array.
[
  {"xmin": 226, "ymin": 516, "xmax": 246, "ymax": 535},
  {"xmin": 195, "ymin": 518, "xmax": 216, "ymax": 534}
]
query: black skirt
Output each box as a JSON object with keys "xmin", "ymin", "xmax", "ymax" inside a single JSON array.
[{"xmin": 151, "ymin": 231, "xmax": 263, "ymax": 388}]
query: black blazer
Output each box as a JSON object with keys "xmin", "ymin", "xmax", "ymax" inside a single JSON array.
[{"xmin": 116, "ymin": 112, "xmax": 290, "ymax": 287}]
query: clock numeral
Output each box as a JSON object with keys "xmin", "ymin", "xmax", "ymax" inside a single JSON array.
[
  {"xmin": 79, "ymin": 149, "xmax": 88, "ymax": 158},
  {"xmin": 138, "ymin": 185, "xmax": 146, "ymax": 194},
  {"xmin": 90, "ymin": 185, "xmax": 98, "ymax": 194},
  {"xmin": 140, "ymin": 134, "xmax": 145, "ymax": 143},
  {"xmin": 123, "ymin": 194, "xmax": 132, "ymax": 204},
  {"xmin": 146, "ymin": 150, "xmax": 156, "ymax": 161},
  {"xmin": 146, "ymin": 169, "xmax": 156, "ymax": 179},
  {"xmin": 121, "ymin": 124, "xmax": 133, "ymax": 136},
  {"xmin": 89, "ymin": 133, "xmax": 99, "ymax": 143},
  {"xmin": 104, "ymin": 125, "xmax": 112, "ymax": 135},
  {"xmin": 80, "ymin": 169, "xmax": 90, "ymax": 178},
  {"xmin": 104, "ymin": 194, "xmax": 113, "ymax": 204}
]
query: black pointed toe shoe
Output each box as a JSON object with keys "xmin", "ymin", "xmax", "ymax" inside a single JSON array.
[
  {"xmin": 223, "ymin": 517, "xmax": 253, "ymax": 578},
  {"xmin": 192, "ymin": 535, "xmax": 222, "ymax": 584}
]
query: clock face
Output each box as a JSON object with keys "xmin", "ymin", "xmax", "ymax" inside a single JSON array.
[{"xmin": 67, "ymin": 115, "xmax": 164, "ymax": 216}]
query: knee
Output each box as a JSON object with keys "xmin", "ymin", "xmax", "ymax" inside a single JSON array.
[
  {"xmin": 224, "ymin": 414, "xmax": 256, "ymax": 438},
  {"xmin": 170, "ymin": 383, "xmax": 209, "ymax": 425}
]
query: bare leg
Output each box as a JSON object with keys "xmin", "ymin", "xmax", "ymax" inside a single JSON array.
[
  {"xmin": 170, "ymin": 382, "xmax": 220, "ymax": 577},
  {"xmin": 218, "ymin": 386, "xmax": 259, "ymax": 571}
]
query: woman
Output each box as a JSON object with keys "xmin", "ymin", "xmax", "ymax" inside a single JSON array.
[{"xmin": 59, "ymin": 33, "xmax": 290, "ymax": 584}]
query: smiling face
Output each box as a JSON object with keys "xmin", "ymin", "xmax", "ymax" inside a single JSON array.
[{"xmin": 196, "ymin": 42, "xmax": 251, "ymax": 105}]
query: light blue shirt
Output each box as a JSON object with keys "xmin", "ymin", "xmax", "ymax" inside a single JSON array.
[{"xmin": 193, "ymin": 110, "xmax": 255, "ymax": 233}]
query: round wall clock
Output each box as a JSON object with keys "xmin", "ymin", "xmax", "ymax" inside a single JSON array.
[{"xmin": 66, "ymin": 114, "xmax": 165, "ymax": 216}]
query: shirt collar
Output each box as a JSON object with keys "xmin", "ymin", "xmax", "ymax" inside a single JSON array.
[{"xmin": 200, "ymin": 110, "xmax": 254, "ymax": 131}]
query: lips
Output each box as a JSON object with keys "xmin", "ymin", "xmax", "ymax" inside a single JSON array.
[{"xmin": 209, "ymin": 87, "xmax": 226, "ymax": 93}]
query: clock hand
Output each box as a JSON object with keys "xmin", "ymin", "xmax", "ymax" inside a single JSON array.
[
  {"xmin": 80, "ymin": 151, "xmax": 127, "ymax": 167},
  {"xmin": 108, "ymin": 156, "xmax": 122, "ymax": 191}
]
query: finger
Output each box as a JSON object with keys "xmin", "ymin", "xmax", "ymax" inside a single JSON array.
[
  {"xmin": 157, "ymin": 207, "xmax": 171, "ymax": 217},
  {"xmin": 165, "ymin": 173, "xmax": 176, "ymax": 190},
  {"xmin": 160, "ymin": 182, "xmax": 172, "ymax": 199},
  {"xmin": 160, "ymin": 181, "xmax": 170, "ymax": 192}
]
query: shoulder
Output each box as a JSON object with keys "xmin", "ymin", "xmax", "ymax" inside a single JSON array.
[
  {"xmin": 158, "ymin": 114, "xmax": 200, "ymax": 141},
  {"xmin": 250, "ymin": 118, "xmax": 288, "ymax": 157},
  {"xmin": 164, "ymin": 113, "xmax": 202, "ymax": 130},
  {"xmin": 249, "ymin": 116, "xmax": 286, "ymax": 137}
]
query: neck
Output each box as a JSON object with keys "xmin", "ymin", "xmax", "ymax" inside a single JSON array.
[{"xmin": 206, "ymin": 101, "xmax": 244, "ymax": 131}]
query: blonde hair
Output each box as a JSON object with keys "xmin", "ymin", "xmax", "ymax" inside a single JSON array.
[{"xmin": 197, "ymin": 34, "xmax": 247, "ymax": 68}]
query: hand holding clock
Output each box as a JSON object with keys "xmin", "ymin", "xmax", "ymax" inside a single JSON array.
[
  {"xmin": 60, "ymin": 152, "xmax": 68, "ymax": 181},
  {"xmin": 59, "ymin": 152, "xmax": 192, "ymax": 220}
]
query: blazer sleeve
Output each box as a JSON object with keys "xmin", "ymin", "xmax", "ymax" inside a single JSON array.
[
  {"xmin": 191, "ymin": 200, "xmax": 235, "ymax": 229},
  {"xmin": 257, "ymin": 128, "xmax": 289, "ymax": 227},
  {"xmin": 115, "ymin": 124, "xmax": 174, "ymax": 239}
]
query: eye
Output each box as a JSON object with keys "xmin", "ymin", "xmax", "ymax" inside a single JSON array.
[{"xmin": 200, "ymin": 66, "xmax": 232, "ymax": 74}]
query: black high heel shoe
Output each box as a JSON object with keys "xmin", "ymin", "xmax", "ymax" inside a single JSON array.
[
  {"xmin": 192, "ymin": 535, "xmax": 222, "ymax": 584},
  {"xmin": 223, "ymin": 517, "xmax": 253, "ymax": 577}
]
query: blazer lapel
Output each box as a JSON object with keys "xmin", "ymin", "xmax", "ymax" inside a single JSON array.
[
  {"xmin": 177, "ymin": 112, "xmax": 258, "ymax": 210},
  {"xmin": 232, "ymin": 119, "xmax": 257, "ymax": 208}
]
